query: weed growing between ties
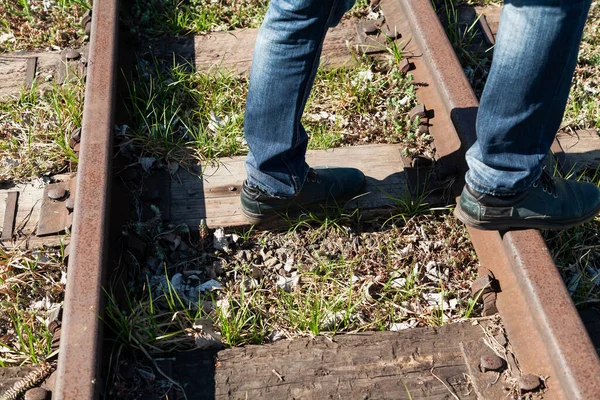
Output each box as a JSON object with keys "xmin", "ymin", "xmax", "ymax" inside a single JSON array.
[
  {"xmin": 563, "ymin": 1, "xmax": 600, "ymax": 131},
  {"xmin": 0, "ymin": 0, "xmax": 89, "ymax": 52},
  {"xmin": 0, "ymin": 247, "xmax": 66, "ymax": 366},
  {"xmin": 0, "ymin": 81, "xmax": 83, "ymax": 182},
  {"xmin": 124, "ymin": 0, "xmax": 269, "ymax": 36},
  {"xmin": 431, "ymin": 0, "xmax": 500, "ymax": 96},
  {"xmin": 123, "ymin": 0, "xmax": 371, "ymax": 36},
  {"xmin": 103, "ymin": 203, "xmax": 479, "ymax": 356},
  {"xmin": 121, "ymin": 54, "xmax": 427, "ymax": 167}
]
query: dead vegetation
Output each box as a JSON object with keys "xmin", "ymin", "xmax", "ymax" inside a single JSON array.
[
  {"xmin": 0, "ymin": 0, "xmax": 88, "ymax": 52},
  {"xmin": 0, "ymin": 247, "xmax": 66, "ymax": 367}
]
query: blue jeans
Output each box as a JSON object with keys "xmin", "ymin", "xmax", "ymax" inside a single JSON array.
[
  {"xmin": 466, "ymin": 0, "xmax": 592, "ymax": 196},
  {"xmin": 245, "ymin": 0, "xmax": 591, "ymax": 198},
  {"xmin": 244, "ymin": 0, "xmax": 356, "ymax": 198}
]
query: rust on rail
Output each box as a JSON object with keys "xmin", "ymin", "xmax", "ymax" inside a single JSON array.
[{"xmin": 53, "ymin": 0, "xmax": 119, "ymax": 398}]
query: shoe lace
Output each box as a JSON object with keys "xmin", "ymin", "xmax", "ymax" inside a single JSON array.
[
  {"xmin": 306, "ymin": 168, "xmax": 321, "ymax": 184},
  {"xmin": 532, "ymin": 169, "xmax": 558, "ymax": 198}
]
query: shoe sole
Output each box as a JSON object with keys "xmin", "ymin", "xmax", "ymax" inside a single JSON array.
[
  {"xmin": 241, "ymin": 192, "xmax": 365, "ymax": 227},
  {"xmin": 454, "ymin": 202, "xmax": 600, "ymax": 231}
]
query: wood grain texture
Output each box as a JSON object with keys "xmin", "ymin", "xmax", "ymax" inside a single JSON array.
[
  {"xmin": 0, "ymin": 175, "xmax": 72, "ymax": 248},
  {"xmin": 155, "ymin": 19, "xmax": 358, "ymax": 75},
  {"xmin": 0, "ymin": 191, "xmax": 18, "ymax": 241},
  {"xmin": 0, "ymin": 48, "xmax": 87, "ymax": 100},
  {"xmin": 0, "ymin": 52, "xmax": 61, "ymax": 100},
  {"xmin": 170, "ymin": 144, "xmax": 408, "ymax": 229},
  {"xmin": 171, "ymin": 322, "xmax": 485, "ymax": 400},
  {"xmin": 475, "ymin": 5, "xmax": 502, "ymax": 36},
  {"xmin": 554, "ymin": 129, "xmax": 600, "ymax": 174}
]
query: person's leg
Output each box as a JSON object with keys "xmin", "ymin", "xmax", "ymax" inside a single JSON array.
[
  {"xmin": 244, "ymin": 0, "xmax": 357, "ymax": 198},
  {"xmin": 457, "ymin": 0, "xmax": 600, "ymax": 230},
  {"xmin": 242, "ymin": 0, "xmax": 366, "ymax": 224},
  {"xmin": 466, "ymin": 0, "xmax": 591, "ymax": 195}
]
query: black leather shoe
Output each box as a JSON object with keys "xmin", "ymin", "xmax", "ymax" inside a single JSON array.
[
  {"xmin": 241, "ymin": 166, "xmax": 366, "ymax": 225},
  {"xmin": 455, "ymin": 171, "xmax": 600, "ymax": 230}
]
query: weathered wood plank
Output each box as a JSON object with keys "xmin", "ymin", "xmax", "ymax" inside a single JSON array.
[
  {"xmin": 0, "ymin": 175, "xmax": 72, "ymax": 249},
  {"xmin": 171, "ymin": 322, "xmax": 485, "ymax": 400},
  {"xmin": 553, "ymin": 129, "xmax": 600, "ymax": 175},
  {"xmin": 170, "ymin": 144, "xmax": 408, "ymax": 229},
  {"xmin": 0, "ymin": 191, "xmax": 18, "ymax": 241},
  {"xmin": 475, "ymin": 5, "xmax": 502, "ymax": 37},
  {"xmin": 0, "ymin": 49, "xmax": 87, "ymax": 100},
  {"xmin": 153, "ymin": 19, "xmax": 358, "ymax": 75},
  {"xmin": 0, "ymin": 52, "xmax": 62, "ymax": 99}
]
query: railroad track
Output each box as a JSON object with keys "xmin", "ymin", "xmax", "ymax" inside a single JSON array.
[{"xmin": 5, "ymin": 0, "xmax": 598, "ymax": 398}]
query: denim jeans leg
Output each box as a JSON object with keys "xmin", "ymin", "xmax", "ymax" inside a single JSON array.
[
  {"xmin": 244, "ymin": 0, "xmax": 356, "ymax": 198},
  {"xmin": 465, "ymin": 0, "xmax": 592, "ymax": 196}
]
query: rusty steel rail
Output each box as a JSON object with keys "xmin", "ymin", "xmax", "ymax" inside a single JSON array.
[
  {"xmin": 382, "ymin": 0, "xmax": 600, "ymax": 398},
  {"xmin": 53, "ymin": 0, "xmax": 119, "ymax": 398}
]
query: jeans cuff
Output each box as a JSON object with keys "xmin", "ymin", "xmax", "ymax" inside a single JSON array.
[
  {"xmin": 465, "ymin": 170, "xmax": 522, "ymax": 197},
  {"xmin": 465, "ymin": 167, "xmax": 544, "ymax": 197},
  {"xmin": 244, "ymin": 177, "xmax": 293, "ymax": 199}
]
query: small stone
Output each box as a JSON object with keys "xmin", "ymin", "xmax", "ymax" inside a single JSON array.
[
  {"xmin": 276, "ymin": 275, "xmax": 299, "ymax": 292},
  {"xmin": 24, "ymin": 387, "xmax": 49, "ymax": 400},
  {"xmin": 139, "ymin": 156, "xmax": 156, "ymax": 173},
  {"xmin": 390, "ymin": 322, "xmax": 413, "ymax": 331},
  {"xmin": 360, "ymin": 21, "xmax": 379, "ymax": 34},
  {"xmin": 70, "ymin": 127, "xmax": 81, "ymax": 144},
  {"xmin": 47, "ymin": 187, "xmax": 67, "ymax": 200},
  {"xmin": 228, "ymin": 186, "xmax": 237, "ymax": 192},
  {"xmin": 199, "ymin": 279, "xmax": 223, "ymax": 292},
  {"xmin": 65, "ymin": 198, "xmax": 75, "ymax": 212},
  {"xmin": 480, "ymin": 354, "xmax": 505, "ymax": 372},
  {"xmin": 251, "ymin": 266, "xmax": 262, "ymax": 279},
  {"xmin": 264, "ymin": 257, "xmax": 279, "ymax": 269},
  {"xmin": 390, "ymin": 277, "xmax": 406, "ymax": 288},
  {"xmin": 519, "ymin": 374, "xmax": 542, "ymax": 393},
  {"xmin": 65, "ymin": 50, "xmax": 81, "ymax": 60},
  {"xmin": 244, "ymin": 277, "xmax": 259, "ymax": 290},
  {"xmin": 170, "ymin": 273, "xmax": 184, "ymax": 292}
]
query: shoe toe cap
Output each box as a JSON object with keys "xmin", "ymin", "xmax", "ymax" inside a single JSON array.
[
  {"xmin": 579, "ymin": 181, "xmax": 600, "ymax": 212},
  {"xmin": 335, "ymin": 167, "xmax": 366, "ymax": 196}
]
